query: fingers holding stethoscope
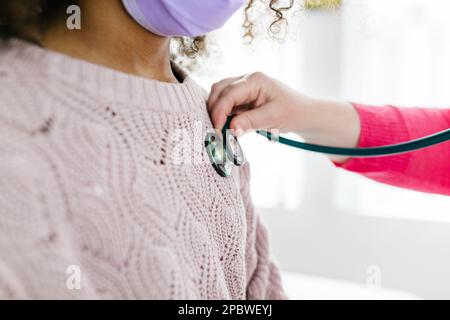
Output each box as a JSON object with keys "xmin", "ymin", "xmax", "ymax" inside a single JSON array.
[
  {"xmin": 207, "ymin": 72, "xmax": 278, "ymax": 137},
  {"xmin": 207, "ymin": 76, "xmax": 242, "ymax": 110}
]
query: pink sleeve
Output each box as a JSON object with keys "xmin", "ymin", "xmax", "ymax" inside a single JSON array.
[{"xmin": 336, "ymin": 104, "xmax": 450, "ymax": 196}]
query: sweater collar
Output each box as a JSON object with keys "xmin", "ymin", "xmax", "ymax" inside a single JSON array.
[{"xmin": 1, "ymin": 38, "xmax": 207, "ymax": 113}]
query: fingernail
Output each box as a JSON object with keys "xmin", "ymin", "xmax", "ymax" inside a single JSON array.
[{"xmin": 234, "ymin": 127, "xmax": 244, "ymax": 138}]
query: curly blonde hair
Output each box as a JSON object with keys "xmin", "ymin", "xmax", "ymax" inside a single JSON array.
[{"xmin": 175, "ymin": 0, "xmax": 297, "ymax": 59}]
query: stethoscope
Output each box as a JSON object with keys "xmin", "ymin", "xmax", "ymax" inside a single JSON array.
[{"xmin": 205, "ymin": 116, "xmax": 450, "ymax": 178}]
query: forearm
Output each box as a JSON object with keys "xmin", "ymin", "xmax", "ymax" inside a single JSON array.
[
  {"xmin": 296, "ymin": 98, "xmax": 361, "ymax": 163},
  {"xmin": 208, "ymin": 72, "xmax": 449, "ymax": 194},
  {"xmin": 295, "ymin": 98, "xmax": 450, "ymax": 195}
]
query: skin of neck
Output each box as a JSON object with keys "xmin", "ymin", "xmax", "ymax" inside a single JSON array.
[{"xmin": 41, "ymin": 0, "xmax": 179, "ymax": 83}]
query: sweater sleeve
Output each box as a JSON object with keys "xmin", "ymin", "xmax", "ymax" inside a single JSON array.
[
  {"xmin": 336, "ymin": 104, "xmax": 450, "ymax": 196},
  {"xmin": 239, "ymin": 163, "xmax": 286, "ymax": 300},
  {"xmin": 0, "ymin": 137, "xmax": 97, "ymax": 299}
]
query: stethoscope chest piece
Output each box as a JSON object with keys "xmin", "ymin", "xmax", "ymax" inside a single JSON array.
[
  {"xmin": 205, "ymin": 129, "xmax": 245, "ymax": 178},
  {"xmin": 205, "ymin": 132, "xmax": 233, "ymax": 177},
  {"xmin": 225, "ymin": 132, "xmax": 246, "ymax": 166}
]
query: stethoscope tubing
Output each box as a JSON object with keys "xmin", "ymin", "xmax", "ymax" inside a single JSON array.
[
  {"xmin": 256, "ymin": 128, "xmax": 450, "ymax": 158},
  {"xmin": 209, "ymin": 117, "xmax": 449, "ymax": 177}
]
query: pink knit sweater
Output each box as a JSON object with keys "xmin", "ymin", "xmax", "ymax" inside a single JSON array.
[
  {"xmin": 0, "ymin": 39, "xmax": 284, "ymax": 299},
  {"xmin": 338, "ymin": 104, "xmax": 450, "ymax": 196}
]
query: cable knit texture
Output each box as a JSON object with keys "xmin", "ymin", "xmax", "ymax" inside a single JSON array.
[{"xmin": 0, "ymin": 39, "xmax": 285, "ymax": 300}]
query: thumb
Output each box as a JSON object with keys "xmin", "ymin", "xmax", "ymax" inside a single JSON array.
[{"xmin": 230, "ymin": 104, "xmax": 276, "ymax": 137}]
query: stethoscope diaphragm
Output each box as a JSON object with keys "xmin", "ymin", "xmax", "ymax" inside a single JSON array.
[
  {"xmin": 225, "ymin": 132, "xmax": 246, "ymax": 167},
  {"xmin": 205, "ymin": 132, "xmax": 234, "ymax": 177},
  {"xmin": 205, "ymin": 121, "xmax": 246, "ymax": 178}
]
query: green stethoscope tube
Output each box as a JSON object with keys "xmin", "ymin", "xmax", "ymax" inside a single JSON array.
[
  {"xmin": 224, "ymin": 116, "xmax": 450, "ymax": 158},
  {"xmin": 256, "ymin": 129, "xmax": 450, "ymax": 157}
]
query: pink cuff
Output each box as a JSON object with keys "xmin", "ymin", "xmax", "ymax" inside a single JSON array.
[{"xmin": 334, "ymin": 103, "xmax": 411, "ymax": 174}]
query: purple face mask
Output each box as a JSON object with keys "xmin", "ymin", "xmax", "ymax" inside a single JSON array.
[{"xmin": 122, "ymin": 0, "xmax": 246, "ymax": 37}]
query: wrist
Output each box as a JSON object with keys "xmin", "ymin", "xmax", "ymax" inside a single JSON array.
[
  {"xmin": 293, "ymin": 96, "xmax": 328, "ymax": 139},
  {"xmin": 296, "ymin": 99, "xmax": 360, "ymax": 148}
]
